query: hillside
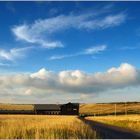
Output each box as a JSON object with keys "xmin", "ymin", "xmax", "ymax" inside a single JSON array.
[
  {"xmin": 80, "ymin": 102, "xmax": 140, "ymax": 115},
  {"xmin": 0, "ymin": 104, "xmax": 33, "ymax": 110}
]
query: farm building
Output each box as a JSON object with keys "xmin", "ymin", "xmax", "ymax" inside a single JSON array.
[
  {"xmin": 34, "ymin": 102, "xmax": 79, "ymax": 115},
  {"xmin": 0, "ymin": 102, "xmax": 79, "ymax": 115},
  {"xmin": 61, "ymin": 102, "xmax": 79, "ymax": 115},
  {"xmin": 34, "ymin": 104, "xmax": 61, "ymax": 115}
]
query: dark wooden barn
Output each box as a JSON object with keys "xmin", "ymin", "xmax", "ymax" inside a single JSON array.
[
  {"xmin": 34, "ymin": 104, "xmax": 61, "ymax": 115},
  {"xmin": 60, "ymin": 103, "xmax": 79, "ymax": 115},
  {"xmin": 34, "ymin": 102, "xmax": 79, "ymax": 115}
]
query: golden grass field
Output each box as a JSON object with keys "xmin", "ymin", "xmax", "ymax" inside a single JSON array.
[
  {"xmin": 0, "ymin": 104, "xmax": 33, "ymax": 110},
  {"xmin": 0, "ymin": 115, "xmax": 96, "ymax": 139},
  {"xmin": 80, "ymin": 102, "xmax": 140, "ymax": 115},
  {"xmin": 86, "ymin": 115, "xmax": 140, "ymax": 133}
]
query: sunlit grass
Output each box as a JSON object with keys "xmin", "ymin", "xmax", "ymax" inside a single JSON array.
[
  {"xmin": 0, "ymin": 115, "xmax": 96, "ymax": 139},
  {"xmin": 0, "ymin": 104, "xmax": 33, "ymax": 110},
  {"xmin": 80, "ymin": 103, "xmax": 140, "ymax": 115},
  {"xmin": 86, "ymin": 115, "xmax": 140, "ymax": 133}
]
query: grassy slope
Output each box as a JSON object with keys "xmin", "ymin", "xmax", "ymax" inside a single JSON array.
[
  {"xmin": 80, "ymin": 102, "xmax": 140, "ymax": 115},
  {"xmin": 0, "ymin": 104, "xmax": 33, "ymax": 110},
  {"xmin": 86, "ymin": 115, "xmax": 140, "ymax": 133}
]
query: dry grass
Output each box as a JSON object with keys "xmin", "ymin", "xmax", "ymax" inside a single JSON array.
[
  {"xmin": 0, "ymin": 115, "xmax": 96, "ymax": 139},
  {"xmin": 86, "ymin": 115, "xmax": 140, "ymax": 133},
  {"xmin": 0, "ymin": 104, "xmax": 33, "ymax": 110},
  {"xmin": 80, "ymin": 102, "xmax": 140, "ymax": 115}
]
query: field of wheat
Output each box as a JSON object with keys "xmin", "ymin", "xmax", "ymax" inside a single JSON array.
[
  {"xmin": 86, "ymin": 115, "xmax": 140, "ymax": 133},
  {"xmin": 0, "ymin": 115, "xmax": 97, "ymax": 139}
]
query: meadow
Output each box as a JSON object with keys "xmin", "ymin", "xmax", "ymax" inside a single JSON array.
[
  {"xmin": 80, "ymin": 102, "xmax": 140, "ymax": 115},
  {"xmin": 0, "ymin": 115, "xmax": 96, "ymax": 139},
  {"xmin": 0, "ymin": 104, "xmax": 33, "ymax": 110},
  {"xmin": 86, "ymin": 115, "xmax": 140, "ymax": 133}
]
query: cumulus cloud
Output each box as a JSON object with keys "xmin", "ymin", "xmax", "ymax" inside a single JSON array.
[
  {"xmin": 12, "ymin": 12, "xmax": 126, "ymax": 48},
  {"xmin": 0, "ymin": 47, "xmax": 31, "ymax": 62},
  {"xmin": 0, "ymin": 63, "xmax": 139, "ymax": 100},
  {"xmin": 49, "ymin": 45, "xmax": 107, "ymax": 60}
]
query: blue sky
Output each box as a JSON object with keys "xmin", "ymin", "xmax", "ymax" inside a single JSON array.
[{"xmin": 0, "ymin": 2, "xmax": 140, "ymax": 104}]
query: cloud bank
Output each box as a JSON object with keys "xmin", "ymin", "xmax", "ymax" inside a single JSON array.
[
  {"xmin": 12, "ymin": 13, "xmax": 126, "ymax": 48},
  {"xmin": 0, "ymin": 63, "xmax": 139, "ymax": 99}
]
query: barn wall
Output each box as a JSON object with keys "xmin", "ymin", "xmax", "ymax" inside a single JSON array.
[
  {"xmin": 35, "ymin": 110, "xmax": 60, "ymax": 115},
  {"xmin": 60, "ymin": 103, "xmax": 79, "ymax": 115}
]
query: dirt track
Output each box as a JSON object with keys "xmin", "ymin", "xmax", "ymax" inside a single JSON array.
[{"xmin": 79, "ymin": 117, "xmax": 140, "ymax": 139}]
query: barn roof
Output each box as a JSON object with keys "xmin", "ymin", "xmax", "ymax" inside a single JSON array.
[
  {"xmin": 34, "ymin": 104, "xmax": 61, "ymax": 111},
  {"xmin": 61, "ymin": 102, "xmax": 79, "ymax": 107}
]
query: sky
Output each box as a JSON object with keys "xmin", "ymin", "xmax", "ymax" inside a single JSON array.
[{"xmin": 0, "ymin": 1, "xmax": 140, "ymax": 104}]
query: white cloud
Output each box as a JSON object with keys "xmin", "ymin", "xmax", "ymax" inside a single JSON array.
[
  {"xmin": 12, "ymin": 24, "xmax": 63, "ymax": 49},
  {"xmin": 0, "ymin": 47, "xmax": 31, "ymax": 62},
  {"xmin": 0, "ymin": 63, "xmax": 139, "ymax": 101},
  {"xmin": 30, "ymin": 68, "xmax": 53, "ymax": 80},
  {"xmin": 12, "ymin": 12, "xmax": 126, "ymax": 48},
  {"xmin": 49, "ymin": 54, "xmax": 78, "ymax": 60},
  {"xmin": 84, "ymin": 45, "xmax": 106, "ymax": 54},
  {"xmin": 49, "ymin": 45, "xmax": 107, "ymax": 60},
  {"xmin": 25, "ymin": 88, "xmax": 33, "ymax": 95},
  {"xmin": 0, "ymin": 47, "xmax": 32, "ymax": 63},
  {"xmin": 78, "ymin": 14, "xmax": 125, "ymax": 29}
]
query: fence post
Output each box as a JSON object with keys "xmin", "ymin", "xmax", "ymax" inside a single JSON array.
[
  {"xmin": 125, "ymin": 102, "xmax": 127, "ymax": 116},
  {"xmin": 114, "ymin": 104, "xmax": 116, "ymax": 116}
]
